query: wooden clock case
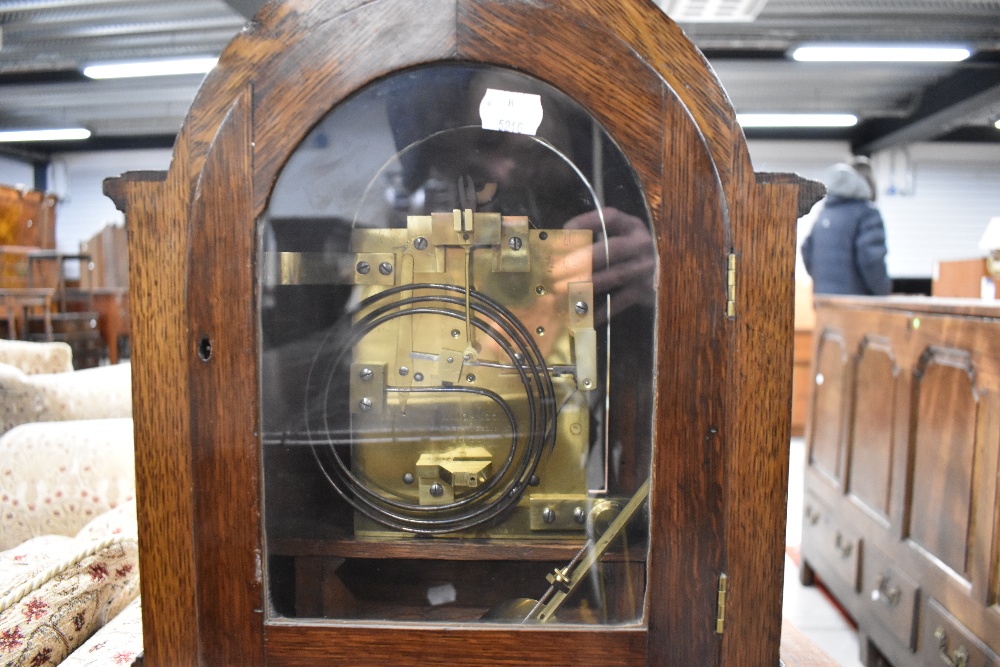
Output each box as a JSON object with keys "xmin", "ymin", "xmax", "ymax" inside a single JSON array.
[{"xmin": 105, "ymin": 0, "xmax": 821, "ymax": 664}]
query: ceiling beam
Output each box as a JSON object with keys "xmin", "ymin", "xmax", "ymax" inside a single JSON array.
[
  {"xmin": 0, "ymin": 133, "xmax": 177, "ymax": 159},
  {"xmin": 853, "ymin": 64, "xmax": 1000, "ymax": 154},
  {"xmin": 222, "ymin": 0, "xmax": 267, "ymax": 20},
  {"xmin": 0, "ymin": 143, "xmax": 49, "ymax": 164}
]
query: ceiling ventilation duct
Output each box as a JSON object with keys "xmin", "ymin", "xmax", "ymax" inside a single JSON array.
[{"xmin": 658, "ymin": 0, "xmax": 769, "ymax": 22}]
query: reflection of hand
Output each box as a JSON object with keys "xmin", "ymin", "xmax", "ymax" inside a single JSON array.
[{"xmin": 556, "ymin": 207, "xmax": 655, "ymax": 323}]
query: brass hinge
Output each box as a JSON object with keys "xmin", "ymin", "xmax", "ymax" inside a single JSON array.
[
  {"xmin": 715, "ymin": 573, "xmax": 728, "ymax": 634},
  {"xmin": 726, "ymin": 253, "xmax": 736, "ymax": 318}
]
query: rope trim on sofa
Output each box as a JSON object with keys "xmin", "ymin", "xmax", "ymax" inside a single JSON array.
[{"xmin": 0, "ymin": 534, "xmax": 135, "ymax": 613}]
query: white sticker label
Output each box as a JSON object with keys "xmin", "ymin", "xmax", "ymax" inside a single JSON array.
[{"xmin": 479, "ymin": 88, "xmax": 543, "ymax": 136}]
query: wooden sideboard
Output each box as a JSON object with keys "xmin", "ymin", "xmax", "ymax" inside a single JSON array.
[{"xmin": 801, "ymin": 296, "xmax": 1000, "ymax": 667}]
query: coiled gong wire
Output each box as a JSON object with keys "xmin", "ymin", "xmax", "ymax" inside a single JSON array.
[{"xmin": 306, "ymin": 282, "xmax": 557, "ymax": 534}]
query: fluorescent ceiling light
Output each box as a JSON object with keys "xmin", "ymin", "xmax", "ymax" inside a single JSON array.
[
  {"xmin": 995, "ymin": 119, "xmax": 1000, "ymax": 130},
  {"xmin": 83, "ymin": 57, "xmax": 219, "ymax": 79},
  {"xmin": 0, "ymin": 128, "xmax": 91, "ymax": 142},
  {"xmin": 792, "ymin": 44, "xmax": 971, "ymax": 63},
  {"xmin": 659, "ymin": 0, "xmax": 769, "ymax": 23},
  {"xmin": 737, "ymin": 113, "xmax": 858, "ymax": 128}
]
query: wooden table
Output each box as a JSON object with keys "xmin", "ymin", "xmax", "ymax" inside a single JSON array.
[
  {"xmin": 0, "ymin": 287, "xmax": 55, "ymax": 339},
  {"xmin": 26, "ymin": 250, "xmax": 93, "ymax": 311}
]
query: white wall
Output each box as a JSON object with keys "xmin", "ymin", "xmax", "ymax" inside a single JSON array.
[
  {"xmin": 747, "ymin": 140, "xmax": 1000, "ymax": 279},
  {"xmin": 46, "ymin": 148, "xmax": 172, "ymax": 253},
  {"xmin": 0, "ymin": 155, "xmax": 35, "ymax": 191},
  {"xmin": 873, "ymin": 144, "xmax": 1000, "ymax": 278},
  {"xmin": 11, "ymin": 141, "xmax": 999, "ymax": 281}
]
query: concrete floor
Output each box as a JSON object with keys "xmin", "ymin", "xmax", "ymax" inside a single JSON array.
[{"xmin": 783, "ymin": 437, "xmax": 865, "ymax": 667}]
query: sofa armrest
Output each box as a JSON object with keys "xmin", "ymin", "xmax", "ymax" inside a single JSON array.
[
  {"xmin": 0, "ymin": 418, "xmax": 135, "ymax": 551},
  {"xmin": 0, "ymin": 362, "xmax": 131, "ymax": 436},
  {"xmin": 61, "ymin": 596, "xmax": 143, "ymax": 667},
  {"xmin": 0, "ymin": 505, "xmax": 140, "ymax": 667},
  {"xmin": 0, "ymin": 340, "xmax": 73, "ymax": 375}
]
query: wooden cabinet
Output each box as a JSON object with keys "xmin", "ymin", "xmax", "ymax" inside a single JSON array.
[
  {"xmin": 932, "ymin": 258, "xmax": 990, "ymax": 298},
  {"xmin": 792, "ymin": 330, "xmax": 814, "ymax": 436},
  {"xmin": 0, "ymin": 185, "xmax": 56, "ymax": 250},
  {"xmin": 801, "ymin": 296, "xmax": 1000, "ymax": 667},
  {"xmin": 792, "ymin": 280, "xmax": 816, "ymax": 437}
]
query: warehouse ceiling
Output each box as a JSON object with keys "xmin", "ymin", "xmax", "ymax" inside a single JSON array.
[{"xmin": 0, "ymin": 0, "xmax": 998, "ymax": 162}]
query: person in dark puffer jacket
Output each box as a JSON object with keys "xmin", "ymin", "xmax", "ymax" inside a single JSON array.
[{"xmin": 802, "ymin": 160, "xmax": 891, "ymax": 296}]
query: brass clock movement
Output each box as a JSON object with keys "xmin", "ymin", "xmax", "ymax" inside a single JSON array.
[{"xmin": 106, "ymin": 0, "xmax": 819, "ymax": 664}]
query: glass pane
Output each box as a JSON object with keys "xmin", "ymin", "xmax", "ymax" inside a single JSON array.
[{"xmin": 260, "ymin": 63, "xmax": 656, "ymax": 625}]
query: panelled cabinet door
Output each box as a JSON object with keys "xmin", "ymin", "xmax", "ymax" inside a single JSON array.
[
  {"xmin": 809, "ymin": 330, "xmax": 848, "ymax": 484},
  {"xmin": 105, "ymin": 0, "xmax": 818, "ymax": 665},
  {"xmin": 847, "ymin": 335, "xmax": 899, "ymax": 519},
  {"xmin": 907, "ymin": 347, "xmax": 979, "ymax": 580}
]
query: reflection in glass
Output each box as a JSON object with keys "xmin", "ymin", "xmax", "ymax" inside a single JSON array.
[{"xmin": 260, "ymin": 63, "xmax": 656, "ymax": 625}]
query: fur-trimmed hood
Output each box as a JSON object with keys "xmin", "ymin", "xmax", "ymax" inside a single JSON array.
[{"xmin": 823, "ymin": 163, "xmax": 873, "ymax": 200}]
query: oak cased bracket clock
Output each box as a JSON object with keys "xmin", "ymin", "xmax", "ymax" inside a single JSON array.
[{"xmin": 105, "ymin": 1, "xmax": 822, "ymax": 664}]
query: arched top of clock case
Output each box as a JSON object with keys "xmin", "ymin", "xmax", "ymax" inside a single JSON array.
[{"xmin": 172, "ymin": 0, "xmax": 751, "ymax": 216}]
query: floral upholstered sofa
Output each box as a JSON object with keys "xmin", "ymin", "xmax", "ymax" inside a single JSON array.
[
  {"xmin": 0, "ymin": 340, "xmax": 142, "ymax": 666},
  {"xmin": 0, "ymin": 339, "xmax": 132, "ymax": 438}
]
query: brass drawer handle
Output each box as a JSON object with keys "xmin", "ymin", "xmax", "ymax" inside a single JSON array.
[
  {"xmin": 935, "ymin": 626, "xmax": 969, "ymax": 667},
  {"xmin": 870, "ymin": 575, "xmax": 900, "ymax": 606},
  {"xmin": 834, "ymin": 531, "xmax": 853, "ymax": 558},
  {"xmin": 804, "ymin": 505, "xmax": 820, "ymax": 526}
]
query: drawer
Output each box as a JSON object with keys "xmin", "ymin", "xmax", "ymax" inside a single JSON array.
[
  {"xmin": 827, "ymin": 523, "xmax": 862, "ymax": 592},
  {"xmin": 861, "ymin": 545, "xmax": 919, "ymax": 651},
  {"xmin": 802, "ymin": 494, "xmax": 825, "ymax": 536},
  {"xmin": 801, "ymin": 493, "xmax": 828, "ymax": 567},
  {"xmin": 918, "ymin": 599, "xmax": 1000, "ymax": 667},
  {"xmin": 801, "ymin": 492, "xmax": 862, "ymax": 592}
]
